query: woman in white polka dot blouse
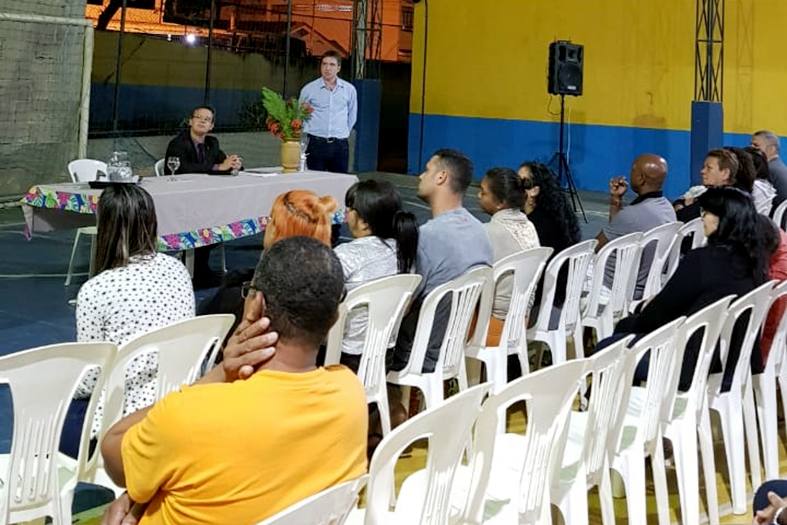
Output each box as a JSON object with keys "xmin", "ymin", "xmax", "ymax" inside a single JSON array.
[{"xmin": 74, "ymin": 184, "xmax": 195, "ymax": 437}]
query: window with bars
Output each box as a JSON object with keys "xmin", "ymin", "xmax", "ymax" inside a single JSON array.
[{"xmin": 401, "ymin": 6, "xmax": 413, "ymax": 31}]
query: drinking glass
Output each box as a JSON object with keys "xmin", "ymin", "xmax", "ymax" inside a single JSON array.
[{"xmin": 167, "ymin": 156, "xmax": 180, "ymax": 182}]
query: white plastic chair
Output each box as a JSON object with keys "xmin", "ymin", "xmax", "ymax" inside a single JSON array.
[
  {"xmin": 529, "ymin": 239, "xmax": 597, "ymax": 366},
  {"xmin": 609, "ymin": 316, "xmax": 686, "ymax": 525},
  {"xmin": 752, "ymin": 281, "xmax": 787, "ymax": 482},
  {"xmin": 356, "ymin": 383, "xmax": 491, "ymax": 525},
  {"xmin": 706, "ymin": 281, "xmax": 776, "ymax": 514},
  {"xmin": 387, "ymin": 266, "xmax": 493, "ymax": 412},
  {"xmin": 80, "ymin": 314, "xmax": 235, "ymax": 493},
  {"xmin": 154, "ymin": 158, "xmax": 165, "ymax": 177},
  {"xmin": 258, "ymin": 475, "xmax": 369, "ymax": 525},
  {"xmin": 632, "ymin": 221, "xmax": 681, "ymax": 305},
  {"xmin": 325, "ymin": 274, "xmax": 422, "ymax": 436},
  {"xmin": 582, "ymin": 232, "xmax": 642, "ymax": 342},
  {"xmin": 466, "ymin": 247, "xmax": 553, "ymax": 393},
  {"xmin": 551, "ymin": 336, "xmax": 634, "ymax": 525},
  {"xmin": 661, "ymin": 296, "xmax": 733, "ymax": 525},
  {"xmin": 772, "ymin": 199, "xmax": 787, "ymax": 230},
  {"xmin": 459, "ymin": 360, "xmax": 587, "ymax": 525},
  {"xmin": 664, "ymin": 217, "xmax": 705, "ymax": 282},
  {"xmin": 65, "ymin": 159, "xmax": 107, "ymax": 286},
  {"xmin": 68, "ymin": 159, "xmax": 106, "ymax": 183},
  {"xmin": 0, "ymin": 342, "xmax": 116, "ymax": 525}
]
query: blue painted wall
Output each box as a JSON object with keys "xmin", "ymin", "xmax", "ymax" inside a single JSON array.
[{"xmin": 407, "ymin": 113, "xmax": 783, "ymax": 200}]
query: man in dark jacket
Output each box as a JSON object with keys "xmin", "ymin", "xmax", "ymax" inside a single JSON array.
[{"xmin": 165, "ymin": 106, "xmax": 242, "ymax": 175}]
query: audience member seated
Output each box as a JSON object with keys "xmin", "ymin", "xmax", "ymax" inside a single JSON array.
[
  {"xmin": 595, "ymin": 154, "xmax": 676, "ymax": 298},
  {"xmin": 760, "ymin": 215, "xmax": 787, "ymax": 364},
  {"xmin": 674, "ymin": 148, "xmax": 742, "ymax": 222},
  {"xmin": 747, "ymin": 145, "xmax": 778, "ymax": 215},
  {"xmin": 164, "ymin": 105, "xmax": 242, "ymax": 175},
  {"xmin": 334, "ymin": 180, "xmax": 419, "ymax": 373},
  {"xmin": 391, "ymin": 149, "xmax": 493, "ymax": 373},
  {"xmin": 164, "ymin": 105, "xmax": 244, "ymax": 284},
  {"xmin": 72, "ymin": 184, "xmax": 195, "ymax": 451},
  {"xmin": 752, "ymin": 130, "xmax": 787, "ymax": 203},
  {"xmin": 477, "ymin": 167, "xmax": 540, "ymax": 346},
  {"xmin": 604, "ymin": 187, "xmax": 774, "ymax": 392},
  {"xmin": 100, "ymin": 236, "xmax": 367, "ymax": 525},
  {"xmin": 199, "ymin": 190, "xmax": 337, "ymax": 336},
  {"xmin": 517, "ymin": 162, "xmax": 581, "ymax": 310}
]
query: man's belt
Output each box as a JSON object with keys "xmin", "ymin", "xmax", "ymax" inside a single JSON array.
[{"xmin": 308, "ymin": 134, "xmax": 348, "ymax": 144}]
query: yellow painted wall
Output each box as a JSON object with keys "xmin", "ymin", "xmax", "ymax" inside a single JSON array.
[{"xmin": 410, "ymin": 0, "xmax": 787, "ymax": 135}]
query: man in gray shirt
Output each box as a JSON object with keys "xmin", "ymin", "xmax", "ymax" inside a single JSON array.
[
  {"xmin": 751, "ymin": 130, "xmax": 787, "ymax": 204},
  {"xmin": 596, "ymin": 154, "xmax": 677, "ymax": 297},
  {"xmin": 391, "ymin": 149, "xmax": 493, "ymax": 373}
]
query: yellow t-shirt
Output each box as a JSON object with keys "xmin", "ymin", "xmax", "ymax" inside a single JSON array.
[{"xmin": 121, "ymin": 365, "xmax": 368, "ymax": 525}]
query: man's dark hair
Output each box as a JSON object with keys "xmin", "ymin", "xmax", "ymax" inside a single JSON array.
[
  {"xmin": 321, "ymin": 51, "xmax": 342, "ymax": 67},
  {"xmin": 434, "ymin": 148, "xmax": 473, "ymax": 194},
  {"xmin": 251, "ymin": 236, "xmax": 345, "ymax": 347},
  {"xmin": 191, "ymin": 105, "xmax": 216, "ymax": 121}
]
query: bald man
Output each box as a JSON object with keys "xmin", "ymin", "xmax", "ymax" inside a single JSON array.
[
  {"xmin": 596, "ymin": 154, "xmax": 676, "ymax": 297},
  {"xmin": 752, "ymin": 130, "xmax": 787, "ymax": 202}
]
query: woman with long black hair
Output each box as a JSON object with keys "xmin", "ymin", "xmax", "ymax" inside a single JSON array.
[
  {"xmin": 612, "ymin": 186, "xmax": 776, "ymax": 391},
  {"xmin": 334, "ymin": 180, "xmax": 419, "ymax": 370}
]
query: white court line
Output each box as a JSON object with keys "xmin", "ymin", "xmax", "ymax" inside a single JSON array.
[{"xmin": 402, "ymin": 198, "xmax": 431, "ymax": 210}]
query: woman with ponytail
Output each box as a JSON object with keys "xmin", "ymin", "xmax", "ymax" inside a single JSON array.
[
  {"xmin": 334, "ymin": 180, "xmax": 419, "ymax": 370},
  {"xmin": 478, "ymin": 167, "xmax": 540, "ymax": 346}
]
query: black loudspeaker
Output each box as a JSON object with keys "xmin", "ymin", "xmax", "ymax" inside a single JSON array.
[{"xmin": 548, "ymin": 41, "xmax": 583, "ymax": 96}]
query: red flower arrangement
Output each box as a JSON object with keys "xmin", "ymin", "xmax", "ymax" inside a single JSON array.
[{"xmin": 261, "ymin": 87, "xmax": 314, "ymax": 141}]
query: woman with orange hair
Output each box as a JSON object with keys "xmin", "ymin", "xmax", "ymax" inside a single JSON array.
[
  {"xmin": 199, "ymin": 189, "xmax": 338, "ymax": 334},
  {"xmin": 263, "ymin": 190, "xmax": 337, "ymax": 248}
]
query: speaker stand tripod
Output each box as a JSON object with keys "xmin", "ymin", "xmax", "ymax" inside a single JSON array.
[{"xmin": 548, "ymin": 94, "xmax": 587, "ymax": 223}]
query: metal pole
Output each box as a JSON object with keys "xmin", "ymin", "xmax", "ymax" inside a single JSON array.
[
  {"xmin": 705, "ymin": 0, "xmax": 714, "ymax": 100},
  {"xmin": 283, "ymin": 0, "xmax": 292, "ymax": 95},
  {"xmin": 112, "ymin": 0, "xmax": 128, "ymax": 132},
  {"xmin": 558, "ymin": 94, "xmax": 565, "ymax": 184},
  {"xmin": 205, "ymin": 0, "xmax": 215, "ymax": 104},
  {"xmin": 354, "ymin": 0, "xmax": 367, "ymax": 80}
]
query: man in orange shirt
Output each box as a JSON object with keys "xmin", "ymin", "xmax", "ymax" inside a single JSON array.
[{"xmin": 101, "ymin": 236, "xmax": 368, "ymax": 525}]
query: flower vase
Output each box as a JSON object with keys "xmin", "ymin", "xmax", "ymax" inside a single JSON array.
[{"xmin": 280, "ymin": 140, "xmax": 300, "ymax": 173}]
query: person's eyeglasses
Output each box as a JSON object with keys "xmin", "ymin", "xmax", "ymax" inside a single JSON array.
[
  {"xmin": 340, "ymin": 287, "xmax": 348, "ymax": 303},
  {"xmin": 241, "ymin": 281, "xmax": 258, "ymax": 299},
  {"xmin": 192, "ymin": 115, "xmax": 213, "ymax": 123},
  {"xmin": 700, "ymin": 208, "xmax": 706, "ymax": 217}
]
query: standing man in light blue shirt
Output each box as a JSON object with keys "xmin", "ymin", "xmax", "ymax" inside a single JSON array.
[{"xmin": 299, "ymin": 51, "xmax": 358, "ymax": 174}]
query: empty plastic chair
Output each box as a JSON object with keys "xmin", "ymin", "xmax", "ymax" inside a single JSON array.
[
  {"xmin": 356, "ymin": 383, "xmax": 491, "ymax": 525},
  {"xmin": 660, "ymin": 296, "xmax": 733, "ymax": 525},
  {"xmin": 460, "ymin": 360, "xmax": 587, "ymax": 525},
  {"xmin": 154, "ymin": 158, "xmax": 165, "ymax": 177},
  {"xmin": 325, "ymin": 274, "xmax": 422, "ymax": 436},
  {"xmin": 609, "ymin": 316, "xmax": 686, "ymax": 525},
  {"xmin": 0, "ymin": 342, "xmax": 116, "ymax": 525},
  {"xmin": 706, "ymin": 281, "xmax": 776, "ymax": 514},
  {"xmin": 64, "ymin": 159, "xmax": 108, "ymax": 286},
  {"xmin": 387, "ymin": 266, "xmax": 493, "ymax": 412},
  {"xmin": 551, "ymin": 336, "xmax": 634, "ymax": 525},
  {"xmin": 257, "ymin": 475, "xmax": 368, "ymax": 525},
  {"xmin": 529, "ymin": 239, "xmax": 597, "ymax": 366},
  {"xmin": 466, "ymin": 247, "xmax": 552, "ymax": 392},
  {"xmin": 582, "ymin": 232, "xmax": 642, "ymax": 342},
  {"xmin": 752, "ymin": 281, "xmax": 787, "ymax": 481}
]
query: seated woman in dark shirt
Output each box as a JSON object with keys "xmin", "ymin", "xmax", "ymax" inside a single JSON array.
[
  {"xmin": 610, "ymin": 186, "xmax": 776, "ymax": 392},
  {"xmin": 517, "ymin": 162, "xmax": 582, "ymax": 309}
]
